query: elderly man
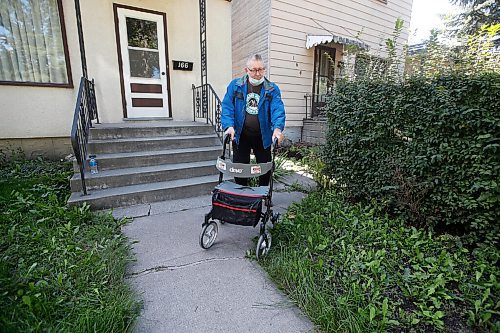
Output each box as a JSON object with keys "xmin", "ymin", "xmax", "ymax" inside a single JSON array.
[{"xmin": 221, "ymin": 54, "xmax": 286, "ymax": 186}]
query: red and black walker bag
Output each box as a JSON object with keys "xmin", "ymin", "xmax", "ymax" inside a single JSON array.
[{"xmin": 211, "ymin": 181, "xmax": 268, "ymax": 227}]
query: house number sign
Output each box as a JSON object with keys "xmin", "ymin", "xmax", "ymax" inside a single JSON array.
[{"xmin": 173, "ymin": 60, "xmax": 193, "ymax": 71}]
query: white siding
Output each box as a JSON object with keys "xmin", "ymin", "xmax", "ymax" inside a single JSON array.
[
  {"xmin": 269, "ymin": 0, "xmax": 413, "ymax": 126},
  {"xmin": 231, "ymin": 0, "xmax": 271, "ymax": 77}
]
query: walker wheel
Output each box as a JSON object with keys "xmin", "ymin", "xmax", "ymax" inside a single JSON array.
[
  {"xmin": 199, "ymin": 221, "xmax": 218, "ymax": 249},
  {"xmin": 256, "ymin": 231, "xmax": 272, "ymax": 260}
]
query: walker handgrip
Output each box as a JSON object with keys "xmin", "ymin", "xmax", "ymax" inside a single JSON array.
[
  {"xmin": 223, "ymin": 134, "xmax": 232, "ymax": 145},
  {"xmin": 221, "ymin": 134, "xmax": 233, "ymax": 158},
  {"xmin": 272, "ymin": 137, "xmax": 279, "ymax": 151}
]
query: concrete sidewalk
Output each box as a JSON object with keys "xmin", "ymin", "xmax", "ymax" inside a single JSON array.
[{"xmin": 116, "ymin": 187, "xmax": 316, "ymax": 333}]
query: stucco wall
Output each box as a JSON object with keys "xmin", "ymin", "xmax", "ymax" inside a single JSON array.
[
  {"xmin": 0, "ymin": 0, "xmax": 232, "ymax": 140},
  {"xmin": 0, "ymin": 1, "xmax": 81, "ymax": 139},
  {"xmin": 82, "ymin": 0, "xmax": 232, "ymax": 123}
]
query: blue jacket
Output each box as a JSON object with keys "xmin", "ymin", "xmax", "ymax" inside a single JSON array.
[{"xmin": 221, "ymin": 75, "xmax": 286, "ymax": 149}]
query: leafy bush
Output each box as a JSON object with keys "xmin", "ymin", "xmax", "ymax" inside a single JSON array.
[
  {"xmin": 282, "ymin": 143, "xmax": 332, "ymax": 188},
  {"xmin": 0, "ymin": 158, "xmax": 139, "ymax": 332},
  {"xmin": 323, "ymin": 73, "xmax": 500, "ymax": 244},
  {"xmin": 262, "ymin": 191, "xmax": 499, "ymax": 332}
]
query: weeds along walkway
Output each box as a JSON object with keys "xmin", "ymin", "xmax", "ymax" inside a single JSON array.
[{"xmin": 118, "ymin": 192, "xmax": 315, "ymax": 333}]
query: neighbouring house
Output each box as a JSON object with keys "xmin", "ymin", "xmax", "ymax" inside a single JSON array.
[
  {"xmin": 0, "ymin": 0, "xmax": 232, "ymax": 159},
  {"xmin": 231, "ymin": 0, "xmax": 413, "ymax": 144}
]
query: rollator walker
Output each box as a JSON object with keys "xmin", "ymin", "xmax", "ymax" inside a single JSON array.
[{"xmin": 199, "ymin": 135, "xmax": 280, "ymax": 259}]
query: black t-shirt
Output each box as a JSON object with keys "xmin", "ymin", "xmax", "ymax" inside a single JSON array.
[{"xmin": 243, "ymin": 80, "xmax": 262, "ymax": 136}]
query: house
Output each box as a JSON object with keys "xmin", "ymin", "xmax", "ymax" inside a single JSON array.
[
  {"xmin": 0, "ymin": 0, "xmax": 232, "ymax": 159},
  {"xmin": 231, "ymin": 0, "xmax": 413, "ymax": 144},
  {"xmin": 0, "ymin": 0, "xmax": 413, "ymax": 209}
]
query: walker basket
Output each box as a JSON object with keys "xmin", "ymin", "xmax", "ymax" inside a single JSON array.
[{"xmin": 211, "ymin": 182, "xmax": 268, "ymax": 227}]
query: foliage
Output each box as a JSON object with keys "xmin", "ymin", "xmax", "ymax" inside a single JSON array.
[
  {"xmin": 0, "ymin": 158, "xmax": 139, "ymax": 332},
  {"xmin": 323, "ymin": 73, "xmax": 500, "ymax": 245},
  {"xmin": 273, "ymin": 152, "xmax": 292, "ymax": 181},
  {"xmin": 261, "ymin": 191, "xmax": 499, "ymax": 332},
  {"xmin": 247, "ymin": 152, "xmax": 291, "ymax": 187},
  {"xmin": 284, "ymin": 143, "xmax": 332, "ymax": 189},
  {"xmin": 407, "ymin": 25, "xmax": 500, "ymax": 78},
  {"xmin": 339, "ymin": 18, "xmax": 407, "ymax": 82},
  {"xmin": 448, "ymin": 0, "xmax": 499, "ymax": 36}
]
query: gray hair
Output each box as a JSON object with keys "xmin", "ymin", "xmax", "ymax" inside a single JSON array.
[{"xmin": 246, "ymin": 54, "xmax": 264, "ymax": 68}]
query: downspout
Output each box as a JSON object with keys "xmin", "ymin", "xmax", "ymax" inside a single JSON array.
[{"xmin": 199, "ymin": 0, "xmax": 208, "ymax": 121}]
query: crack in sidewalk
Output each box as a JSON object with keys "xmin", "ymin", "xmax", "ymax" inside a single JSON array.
[{"xmin": 127, "ymin": 256, "xmax": 246, "ymax": 278}]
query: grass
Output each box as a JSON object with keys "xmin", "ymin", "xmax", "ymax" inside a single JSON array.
[
  {"xmin": 260, "ymin": 190, "xmax": 499, "ymax": 333},
  {"xmin": 0, "ymin": 155, "xmax": 140, "ymax": 332}
]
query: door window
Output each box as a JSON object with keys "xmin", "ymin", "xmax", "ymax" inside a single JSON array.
[
  {"xmin": 314, "ymin": 46, "xmax": 336, "ymax": 96},
  {"xmin": 312, "ymin": 46, "xmax": 336, "ymax": 117},
  {"xmin": 126, "ymin": 17, "xmax": 160, "ymax": 78}
]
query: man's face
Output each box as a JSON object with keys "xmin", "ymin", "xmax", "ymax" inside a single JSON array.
[{"xmin": 245, "ymin": 60, "xmax": 266, "ymax": 80}]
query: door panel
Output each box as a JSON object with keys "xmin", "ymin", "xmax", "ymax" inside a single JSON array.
[
  {"xmin": 312, "ymin": 46, "xmax": 336, "ymax": 117},
  {"xmin": 117, "ymin": 8, "xmax": 170, "ymax": 118}
]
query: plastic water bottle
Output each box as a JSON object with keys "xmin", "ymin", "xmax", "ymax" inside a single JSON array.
[{"xmin": 89, "ymin": 155, "xmax": 98, "ymax": 174}]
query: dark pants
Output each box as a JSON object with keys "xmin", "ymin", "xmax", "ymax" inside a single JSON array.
[{"xmin": 233, "ymin": 133, "xmax": 272, "ymax": 186}]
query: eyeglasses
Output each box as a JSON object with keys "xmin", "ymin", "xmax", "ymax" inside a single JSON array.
[{"xmin": 247, "ymin": 67, "xmax": 266, "ymax": 74}]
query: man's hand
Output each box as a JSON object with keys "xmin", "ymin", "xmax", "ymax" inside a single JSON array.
[
  {"xmin": 224, "ymin": 127, "xmax": 235, "ymax": 141},
  {"xmin": 272, "ymin": 128, "xmax": 284, "ymax": 144}
]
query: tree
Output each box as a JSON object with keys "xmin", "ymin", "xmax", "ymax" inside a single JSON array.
[{"xmin": 448, "ymin": 0, "xmax": 499, "ymax": 35}]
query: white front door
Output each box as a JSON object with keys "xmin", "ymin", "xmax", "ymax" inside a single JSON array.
[{"xmin": 117, "ymin": 7, "xmax": 170, "ymax": 118}]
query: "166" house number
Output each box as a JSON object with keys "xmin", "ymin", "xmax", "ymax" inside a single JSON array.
[{"xmin": 173, "ymin": 60, "xmax": 193, "ymax": 71}]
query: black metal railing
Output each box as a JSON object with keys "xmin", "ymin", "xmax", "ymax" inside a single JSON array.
[
  {"xmin": 192, "ymin": 83, "xmax": 223, "ymax": 141},
  {"xmin": 304, "ymin": 93, "xmax": 328, "ymax": 119},
  {"xmin": 70, "ymin": 77, "xmax": 99, "ymax": 195}
]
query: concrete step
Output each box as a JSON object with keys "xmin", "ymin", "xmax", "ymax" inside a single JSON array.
[
  {"xmin": 68, "ymin": 175, "xmax": 219, "ymax": 210},
  {"xmin": 89, "ymin": 134, "xmax": 220, "ymax": 154},
  {"xmin": 70, "ymin": 160, "xmax": 218, "ymax": 191},
  {"xmin": 90, "ymin": 122, "xmax": 215, "ymax": 139},
  {"xmin": 302, "ymin": 119, "xmax": 327, "ymax": 145},
  {"xmin": 73, "ymin": 146, "xmax": 221, "ymax": 172}
]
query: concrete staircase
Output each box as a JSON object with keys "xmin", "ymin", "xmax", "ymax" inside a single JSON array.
[
  {"xmin": 302, "ymin": 118, "xmax": 327, "ymax": 144},
  {"xmin": 68, "ymin": 121, "xmax": 221, "ymax": 210}
]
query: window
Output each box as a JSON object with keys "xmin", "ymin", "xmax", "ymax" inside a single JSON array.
[{"xmin": 0, "ymin": 0, "xmax": 72, "ymax": 86}]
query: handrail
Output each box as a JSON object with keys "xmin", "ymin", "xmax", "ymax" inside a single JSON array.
[
  {"xmin": 192, "ymin": 83, "xmax": 223, "ymax": 141},
  {"xmin": 304, "ymin": 93, "xmax": 328, "ymax": 119},
  {"xmin": 70, "ymin": 77, "xmax": 99, "ymax": 195}
]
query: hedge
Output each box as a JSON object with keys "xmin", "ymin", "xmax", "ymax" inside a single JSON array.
[{"xmin": 323, "ymin": 73, "xmax": 500, "ymax": 244}]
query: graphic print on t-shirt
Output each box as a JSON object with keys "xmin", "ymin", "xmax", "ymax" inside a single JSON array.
[{"xmin": 246, "ymin": 92, "xmax": 260, "ymax": 115}]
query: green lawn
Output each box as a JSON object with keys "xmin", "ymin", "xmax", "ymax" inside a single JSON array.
[
  {"xmin": 0, "ymin": 157, "xmax": 139, "ymax": 332},
  {"xmin": 261, "ymin": 190, "xmax": 499, "ymax": 333}
]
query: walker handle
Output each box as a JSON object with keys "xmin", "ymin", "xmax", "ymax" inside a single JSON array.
[
  {"xmin": 271, "ymin": 137, "xmax": 279, "ymax": 152},
  {"xmin": 221, "ymin": 134, "xmax": 232, "ymax": 159}
]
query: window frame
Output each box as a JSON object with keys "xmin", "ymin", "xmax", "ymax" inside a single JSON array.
[{"xmin": 0, "ymin": 0, "xmax": 73, "ymax": 88}]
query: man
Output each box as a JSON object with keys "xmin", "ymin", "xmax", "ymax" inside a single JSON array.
[{"xmin": 221, "ymin": 54, "xmax": 286, "ymax": 186}]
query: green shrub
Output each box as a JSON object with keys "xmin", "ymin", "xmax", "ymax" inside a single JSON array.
[
  {"xmin": 323, "ymin": 73, "xmax": 500, "ymax": 244},
  {"xmin": 262, "ymin": 191, "xmax": 499, "ymax": 332}
]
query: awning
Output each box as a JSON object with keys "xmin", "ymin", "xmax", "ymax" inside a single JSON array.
[{"xmin": 306, "ymin": 34, "xmax": 370, "ymax": 50}]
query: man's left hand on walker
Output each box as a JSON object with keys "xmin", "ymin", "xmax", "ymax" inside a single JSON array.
[{"xmin": 272, "ymin": 128, "xmax": 284, "ymax": 145}]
